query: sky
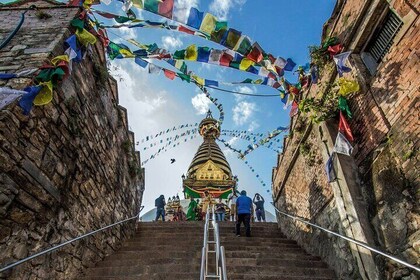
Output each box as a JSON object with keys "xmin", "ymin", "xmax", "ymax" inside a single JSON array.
[
  {"xmin": 96, "ymin": 0, "xmax": 336, "ymax": 214},
  {"xmin": 3, "ymin": 0, "xmax": 335, "ymax": 214}
]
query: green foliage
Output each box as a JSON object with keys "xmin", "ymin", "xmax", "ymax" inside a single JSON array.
[
  {"xmin": 298, "ymin": 87, "xmax": 339, "ymax": 124},
  {"xmin": 122, "ymin": 140, "xmax": 132, "ymax": 154},
  {"xmin": 299, "ymin": 142, "xmax": 316, "ymax": 166},
  {"xmin": 35, "ymin": 11, "xmax": 52, "ymax": 20},
  {"xmin": 128, "ymin": 160, "xmax": 141, "ymax": 178}
]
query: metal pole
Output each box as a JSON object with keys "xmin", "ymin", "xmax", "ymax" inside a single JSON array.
[
  {"xmin": 271, "ymin": 203, "xmax": 420, "ymax": 272},
  {"xmin": 200, "ymin": 246, "xmax": 206, "ymax": 280},
  {"xmin": 220, "ymin": 246, "xmax": 228, "ymax": 280}
]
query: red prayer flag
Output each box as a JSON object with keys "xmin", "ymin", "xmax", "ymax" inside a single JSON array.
[
  {"xmin": 247, "ymin": 42, "xmax": 263, "ymax": 63},
  {"xmin": 290, "ymin": 101, "xmax": 298, "ymax": 117},
  {"xmin": 219, "ymin": 52, "xmax": 233, "ymax": 67},
  {"xmin": 164, "ymin": 69, "xmax": 176, "ymax": 80},
  {"xmin": 178, "ymin": 25, "xmax": 195, "ymax": 35},
  {"xmin": 339, "ymin": 111, "xmax": 354, "ymax": 142},
  {"xmin": 328, "ymin": 44, "xmax": 343, "ymax": 58},
  {"xmin": 158, "ymin": 0, "xmax": 174, "ymax": 19}
]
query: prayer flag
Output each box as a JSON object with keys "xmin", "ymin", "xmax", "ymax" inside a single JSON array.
[
  {"xmin": 205, "ymin": 79, "xmax": 218, "ymax": 87},
  {"xmin": 338, "ymin": 96, "xmax": 352, "ymax": 118},
  {"xmin": 325, "ymin": 153, "xmax": 337, "ymax": 183},
  {"xmin": 0, "ymin": 73, "xmax": 17, "ymax": 79},
  {"xmin": 199, "ymin": 13, "xmax": 217, "ymax": 35},
  {"xmin": 177, "ymin": 73, "xmax": 191, "ymax": 82},
  {"xmin": 186, "ymin": 7, "xmax": 203, "ymax": 29},
  {"xmin": 338, "ymin": 78, "xmax": 359, "ymax": 95},
  {"xmin": 247, "ymin": 66, "xmax": 258, "ymax": 75},
  {"xmin": 132, "ymin": 0, "xmax": 143, "ymax": 8},
  {"xmin": 197, "ymin": 47, "xmax": 210, "ymax": 63},
  {"xmin": 334, "ymin": 132, "xmax": 353, "ymax": 156},
  {"xmin": 223, "ymin": 28, "xmax": 241, "ymax": 49},
  {"xmin": 284, "ymin": 58, "xmax": 296, "ymax": 71},
  {"xmin": 328, "ymin": 44, "xmax": 343, "ymax": 57},
  {"xmin": 290, "ymin": 100, "xmax": 298, "ymax": 117},
  {"xmin": 239, "ymin": 58, "xmax": 254, "ymax": 70},
  {"xmin": 185, "ymin": 45, "xmax": 198, "ymax": 61},
  {"xmin": 143, "ymin": 0, "xmax": 158, "ymax": 14},
  {"xmin": 274, "ymin": 57, "xmax": 287, "ymax": 68},
  {"xmin": 75, "ymin": 29, "xmax": 97, "ymax": 46},
  {"xmin": 210, "ymin": 28, "xmax": 227, "ymax": 44},
  {"xmin": 158, "ymin": 0, "xmax": 174, "ymax": 19},
  {"xmin": 178, "ymin": 25, "xmax": 195, "ymax": 35},
  {"xmin": 338, "ymin": 111, "xmax": 354, "ymax": 142},
  {"xmin": 18, "ymin": 86, "xmax": 42, "ymax": 115},
  {"xmin": 333, "ymin": 51, "xmax": 352, "ymax": 77},
  {"xmin": 173, "ymin": 49, "xmax": 185, "ymax": 60},
  {"xmin": 220, "ymin": 51, "xmax": 233, "ymax": 67},
  {"xmin": 192, "ymin": 75, "xmax": 204, "ymax": 86},
  {"xmin": 234, "ymin": 35, "xmax": 252, "ymax": 55},
  {"xmin": 33, "ymin": 81, "xmax": 54, "ymax": 106},
  {"xmin": 310, "ymin": 64, "xmax": 319, "ymax": 84},
  {"xmin": 208, "ymin": 49, "xmax": 223, "ymax": 65},
  {"xmin": 148, "ymin": 64, "xmax": 161, "ymax": 74},
  {"xmin": 247, "ymin": 42, "xmax": 263, "ymax": 63},
  {"xmin": 135, "ymin": 57, "xmax": 148, "ymax": 68},
  {"xmin": 0, "ymin": 87, "xmax": 25, "ymax": 109},
  {"xmin": 164, "ymin": 69, "xmax": 176, "ymax": 80}
]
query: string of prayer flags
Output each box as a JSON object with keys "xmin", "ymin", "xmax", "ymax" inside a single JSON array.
[
  {"xmin": 143, "ymin": 0, "xmax": 174, "ymax": 19},
  {"xmin": 140, "ymin": 123, "xmax": 198, "ymax": 143},
  {"xmin": 333, "ymin": 51, "xmax": 352, "ymax": 77},
  {"xmin": 0, "ymin": 68, "xmax": 38, "ymax": 80},
  {"xmin": 338, "ymin": 78, "xmax": 360, "ymax": 96}
]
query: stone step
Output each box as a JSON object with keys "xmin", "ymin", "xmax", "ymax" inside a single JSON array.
[
  {"xmin": 81, "ymin": 275, "xmax": 332, "ymax": 280},
  {"xmin": 125, "ymin": 237, "xmax": 296, "ymax": 245}
]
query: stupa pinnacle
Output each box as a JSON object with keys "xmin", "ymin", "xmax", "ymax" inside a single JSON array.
[{"xmin": 182, "ymin": 111, "xmax": 236, "ymax": 198}]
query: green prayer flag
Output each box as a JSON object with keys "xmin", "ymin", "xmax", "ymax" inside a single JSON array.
[
  {"xmin": 229, "ymin": 61, "xmax": 240, "ymax": 70},
  {"xmin": 241, "ymin": 78, "xmax": 253, "ymax": 83},
  {"xmin": 338, "ymin": 96, "xmax": 352, "ymax": 118},
  {"xmin": 236, "ymin": 36, "xmax": 252, "ymax": 55},
  {"xmin": 173, "ymin": 49, "xmax": 185, "ymax": 60},
  {"xmin": 70, "ymin": 18, "xmax": 84, "ymax": 31},
  {"xmin": 107, "ymin": 42, "xmax": 124, "ymax": 60},
  {"xmin": 210, "ymin": 28, "xmax": 227, "ymax": 44},
  {"xmin": 177, "ymin": 73, "xmax": 191, "ymax": 83},
  {"xmin": 114, "ymin": 16, "xmax": 131, "ymax": 23},
  {"xmin": 35, "ymin": 68, "xmax": 65, "ymax": 86},
  {"xmin": 215, "ymin": 21, "xmax": 227, "ymax": 31},
  {"xmin": 144, "ymin": 0, "xmax": 159, "ymax": 14}
]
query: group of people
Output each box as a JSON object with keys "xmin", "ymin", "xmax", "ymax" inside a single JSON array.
[{"xmin": 155, "ymin": 190, "xmax": 266, "ymax": 229}]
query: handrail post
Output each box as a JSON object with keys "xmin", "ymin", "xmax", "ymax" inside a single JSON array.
[
  {"xmin": 220, "ymin": 246, "xmax": 227, "ymax": 280},
  {"xmin": 200, "ymin": 246, "xmax": 206, "ymax": 280}
]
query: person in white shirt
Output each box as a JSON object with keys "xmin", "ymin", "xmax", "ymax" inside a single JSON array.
[{"xmin": 227, "ymin": 191, "xmax": 239, "ymax": 221}]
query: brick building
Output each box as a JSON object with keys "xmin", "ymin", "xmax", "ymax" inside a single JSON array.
[
  {"xmin": 272, "ymin": 0, "xmax": 419, "ymax": 279},
  {"xmin": 0, "ymin": 0, "xmax": 144, "ymax": 279}
]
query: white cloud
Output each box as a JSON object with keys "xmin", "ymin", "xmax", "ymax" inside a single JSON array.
[
  {"xmin": 248, "ymin": 121, "xmax": 260, "ymax": 132},
  {"xmin": 222, "ymin": 137, "xmax": 239, "ymax": 155},
  {"xmin": 191, "ymin": 93, "xmax": 212, "ymax": 115},
  {"xmin": 118, "ymin": 26, "xmax": 136, "ymax": 39},
  {"xmin": 173, "ymin": 0, "xmax": 199, "ymax": 23},
  {"xmin": 232, "ymin": 101, "xmax": 256, "ymax": 126},
  {"xmin": 209, "ymin": 0, "xmax": 247, "ymax": 20},
  {"xmin": 161, "ymin": 35, "xmax": 183, "ymax": 50},
  {"xmin": 234, "ymin": 85, "xmax": 256, "ymax": 102}
]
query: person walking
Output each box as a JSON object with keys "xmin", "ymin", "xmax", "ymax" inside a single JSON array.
[
  {"xmin": 253, "ymin": 193, "xmax": 266, "ymax": 222},
  {"xmin": 235, "ymin": 190, "xmax": 253, "ymax": 237},
  {"xmin": 227, "ymin": 191, "xmax": 238, "ymax": 221},
  {"xmin": 155, "ymin": 195, "xmax": 166, "ymax": 221},
  {"xmin": 215, "ymin": 198, "xmax": 226, "ymax": 222}
]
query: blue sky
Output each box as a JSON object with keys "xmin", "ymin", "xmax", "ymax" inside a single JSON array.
[{"xmin": 93, "ymin": 0, "xmax": 336, "ymax": 214}]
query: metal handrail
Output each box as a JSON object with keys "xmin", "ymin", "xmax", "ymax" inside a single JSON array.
[
  {"xmin": 200, "ymin": 205, "xmax": 228, "ymax": 280},
  {"xmin": 0, "ymin": 206, "xmax": 144, "ymax": 273},
  {"xmin": 271, "ymin": 203, "xmax": 420, "ymax": 272}
]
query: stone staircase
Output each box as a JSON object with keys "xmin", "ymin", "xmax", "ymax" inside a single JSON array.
[{"xmin": 81, "ymin": 221, "xmax": 336, "ymax": 279}]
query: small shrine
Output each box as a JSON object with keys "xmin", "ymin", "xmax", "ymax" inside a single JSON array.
[{"xmin": 182, "ymin": 111, "xmax": 237, "ymax": 199}]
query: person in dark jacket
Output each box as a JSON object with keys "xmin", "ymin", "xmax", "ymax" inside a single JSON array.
[
  {"xmin": 253, "ymin": 193, "xmax": 266, "ymax": 222},
  {"xmin": 155, "ymin": 195, "xmax": 166, "ymax": 221},
  {"xmin": 235, "ymin": 190, "xmax": 253, "ymax": 237}
]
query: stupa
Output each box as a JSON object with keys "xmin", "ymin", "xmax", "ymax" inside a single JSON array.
[{"xmin": 182, "ymin": 111, "xmax": 236, "ymax": 198}]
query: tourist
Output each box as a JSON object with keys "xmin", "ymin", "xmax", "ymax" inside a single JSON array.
[
  {"xmin": 215, "ymin": 198, "xmax": 226, "ymax": 222},
  {"xmin": 155, "ymin": 195, "xmax": 166, "ymax": 222},
  {"xmin": 253, "ymin": 193, "xmax": 266, "ymax": 222},
  {"xmin": 187, "ymin": 196, "xmax": 198, "ymax": 221},
  {"xmin": 235, "ymin": 190, "xmax": 253, "ymax": 237},
  {"xmin": 174, "ymin": 206, "xmax": 186, "ymax": 221},
  {"xmin": 227, "ymin": 191, "xmax": 238, "ymax": 221},
  {"xmin": 201, "ymin": 191, "xmax": 214, "ymax": 217}
]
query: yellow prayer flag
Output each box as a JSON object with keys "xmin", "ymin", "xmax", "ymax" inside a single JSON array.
[
  {"xmin": 34, "ymin": 81, "xmax": 53, "ymax": 106},
  {"xmin": 338, "ymin": 78, "xmax": 360, "ymax": 95},
  {"xmin": 83, "ymin": 0, "xmax": 94, "ymax": 9},
  {"xmin": 239, "ymin": 58, "xmax": 255, "ymax": 70},
  {"xmin": 119, "ymin": 49, "xmax": 135, "ymax": 58},
  {"xmin": 51, "ymin": 55, "xmax": 70, "ymax": 66},
  {"xmin": 132, "ymin": 0, "xmax": 143, "ymax": 8},
  {"xmin": 199, "ymin": 13, "xmax": 216, "ymax": 35},
  {"xmin": 192, "ymin": 75, "xmax": 204, "ymax": 86},
  {"xmin": 127, "ymin": 38, "xmax": 147, "ymax": 49},
  {"xmin": 185, "ymin": 45, "xmax": 198, "ymax": 61},
  {"xmin": 76, "ymin": 29, "xmax": 97, "ymax": 46}
]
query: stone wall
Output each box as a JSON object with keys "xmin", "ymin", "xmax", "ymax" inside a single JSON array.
[
  {"xmin": 273, "ymin": 0, "xmax": 419, "ymax": 279},
  {"xmin": 0, "ymin": 1, "xmax": 144, "ymax": 279}
]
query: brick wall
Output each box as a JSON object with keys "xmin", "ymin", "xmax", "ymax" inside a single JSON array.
[
  {"xmin": 273, "ymin": 0, "xmax": 419, "ymax": 278},
  {"xmin": 0, "ymin": 1, "xmax": 144, "ymax": 279}
]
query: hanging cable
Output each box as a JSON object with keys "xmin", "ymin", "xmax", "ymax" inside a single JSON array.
[{"xmin": 0, "ymin": 5, "xmax": 36, "ymax": 50}]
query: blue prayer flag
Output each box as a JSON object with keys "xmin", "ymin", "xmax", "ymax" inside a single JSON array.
[
  {"xmin": 186, "ymin": 7, "xmax": 204, "ymax": 29},
  {"xmin": 205, "ymin": 79, "xmax": 218, "ymax": 87},
  {"xmin": 284, "ymin": 58, "xmax": 296, "ymax": 71},
  {"xmin": 197, "ymin": 47, "xmax": 210, "ymax": 63},
  {"xmin": 18, "ymin": 86, "xmax": 41, "ymax": 115},
  {"xmin": 135, "ymin": 57, "xmax": 148, "ymax": 68}
]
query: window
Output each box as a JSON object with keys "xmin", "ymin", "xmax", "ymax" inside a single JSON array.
[{"xmin": 361, "ymin": 9, "xmax": 403, "ymax": 74}]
